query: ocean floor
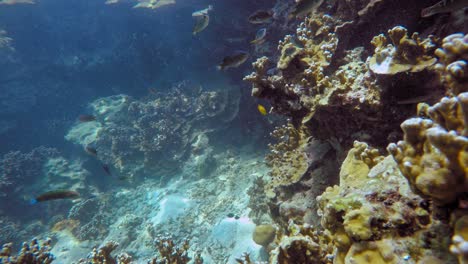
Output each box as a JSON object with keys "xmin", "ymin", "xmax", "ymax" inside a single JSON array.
[{"xmin": 49, "ymin": 146, "xmax": 270, "ymax": 263}]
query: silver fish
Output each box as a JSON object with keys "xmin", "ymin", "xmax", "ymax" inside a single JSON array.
[
  {"xmin": 193, "ymin": 14, "xmax": 209, "ymax": 35},
  {"xmin": 421, "ymin": 0, "xmax": 468, "ymax": 17},
  {"xmin": 251, "ymin": 28, "xmax": 267, "ymax": 44}
]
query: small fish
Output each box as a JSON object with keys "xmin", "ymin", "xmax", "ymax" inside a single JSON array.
[
  {"xmin": 251, "ymin": 28, "xmax": 267, "ymax": 45},
  {"xmin": 289, "ymin": 0, "xmax": 324, "ymax": 19},
  {"xmin": 248, "ymin": 10, "xmax": 274, "ymax": 24},
  {"xmin": 217, "ymin": 51, "xmax": 249, "ymax": 70},
  {"xmin": 102, "ymin": 163, "xmax": 112, "ymax": 176},
  {"xmin": 193, "ymin": 14, "xmax": 210, "ymax": 35},
  {"xmin": 397, "ymin": 95, "xmax": 433, "ymax": 105},
  {"xmin": 78, "ymin": 114, "xmax": 96, "ymax": 122},
  {"xmin": 192, "ymin": 5, "xmax": 213, "ymax": 35},
  {"xmin": 227, "ymin": 213, "xmax": 235, "ymax": 218},
  {"xmin": 421, "ymin": 0, "xmax": 468, "ymax": 17},
  {"xmin": 257, "ymin": 104, "xmax": 268, "ymax": 115},
  {"xmin": 30, "ymin": 190, "xmax": 80, "ymax": 204},
  {"xmin": 85, "ymin": 146, "xmax": 97, "ymax": 156}
]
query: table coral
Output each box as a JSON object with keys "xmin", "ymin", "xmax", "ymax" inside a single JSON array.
[
  {"xmin": 434, "ymin": 33, "xmax": 468, "ymax": 95},
  {"xmin": 369, "ymin": 26, "xmax": 438, "ymax": 75},
  {"xmin": 388, "ymin": 92, "xmax": 468, "ymax": 205}
]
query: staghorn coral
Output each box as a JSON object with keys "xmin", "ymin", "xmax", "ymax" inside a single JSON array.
[
  {"xmin": 434, "ymin": 33, "xmax": 468, "ymax": 95},
  {"xmin": 387, "ymin": 92, "xmax": 468, "ymax": 205},
  {"xmin": 66, "ymin": 82, "xmax": 240, "ymax": 180},
  {"xmin": 0, "ymin": 238, "xmax": 55, "ymax": 264},
  {"xmin": 368, "ymin": 26, "xmax": 438, "ymax": 75}
]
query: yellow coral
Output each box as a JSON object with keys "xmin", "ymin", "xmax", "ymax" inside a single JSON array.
[
  {"xmin": 369, "ymin": 26, "xmax": 437, "ymax": 75},
  {"xmin": 388, "ymin": 92, "xmax": 468, "ymax": 205},
  {"xmin": 434, "ymin": 33, "xmax": 468, "ymax": 95}
]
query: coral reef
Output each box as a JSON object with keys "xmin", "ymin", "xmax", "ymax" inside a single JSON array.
[
  {"xmin": 0, "ymin": 238, "xmax": 55, "ymax": 264},
  {"xmin": 245, "ymin": 15, "xmax": 416, "ymax": 148},
  {"xmin": 388, "ymin": 92, "xmax": 468, "ymax": 205},
  {"xmin": 66, "ymin": 82, "xmax": 240, "ymax": 180},
  {"xmin": 262, "ymin": 123, "xmax": 339, "ymax": 227},
  {"xmin": 0, "ymin": 147, "xmax": 60, "ymax": 207}
]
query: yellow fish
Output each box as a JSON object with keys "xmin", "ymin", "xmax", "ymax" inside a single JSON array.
[{"xmin": 257, "ymin": 104, "xmax": 268, "ymax": 115}]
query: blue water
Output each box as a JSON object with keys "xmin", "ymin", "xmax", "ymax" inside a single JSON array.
[{"xmin": 0, "ymin": 0, "xmax": 281, "ymax": 260}]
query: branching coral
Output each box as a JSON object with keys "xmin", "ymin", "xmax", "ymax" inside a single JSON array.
[
  {"xmin": 0, "ymin": 238, "xmax": 55, "ymax": 264},
  {"xmin": 77, "ymin": 241, "xmax": 132, "ymax": 264},
  {"xmin": 245, "ymin": 14, "xmax": 409, "ymax": 147},
  {"xmin": 434, "ymin": 33, "xmax": 468, "ymax": 95},
  {"xmin": 388, "ymin": 92, "xmax": 468, "ymax": 205},
  {"xmin": 368, "ymin": 26, "xmax": 438, "ymax": 75},
  {"xmin": 148, "ymin": 235, "xmax": 202, "ymax": 264}
]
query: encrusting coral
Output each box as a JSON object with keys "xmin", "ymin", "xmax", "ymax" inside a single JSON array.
[
  {"xmin": 317, "ymin": 141, "xmax": 454, "ymax": 263},
  {"xmin": 387, "ymin": 92, "xmax": 468, "ymax": 205},
  {"xmin": 0, "ymin": 238, "xmax": 55, "ymax": 264}
]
